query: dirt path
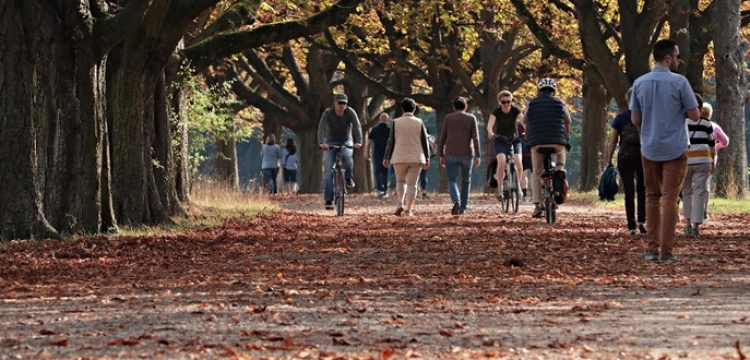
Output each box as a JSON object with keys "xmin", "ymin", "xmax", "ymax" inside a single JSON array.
[{"xmin": 1, "ymin": 194, "xmax": 749, "ymax": 359}]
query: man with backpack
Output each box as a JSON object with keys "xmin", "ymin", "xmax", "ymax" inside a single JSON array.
[{"xmin": 606, "ymin": 88, "xmax": 647, "ymax": 236}]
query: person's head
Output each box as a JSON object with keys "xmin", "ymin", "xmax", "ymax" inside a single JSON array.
[
  {"xmin": 333, "ymin": 93, "xmax": 348, "ymax": 114},
  {"xmin": 701, "ymin": 103, "xmax": 713, "ymax": 119},
  {"xmin": 625, "ymin": 87, "xmax": 633, "ymax": 104},
  {"xmin": 379, "ymin": 112, "xmax": 389, "ymax": 123},
  {"xmin": 265, "ymin": 134, "xmax": 276, "ymax": 145},
  {"xmin": 453, "ymin": 96, "xmax": 468, "ymax": 111},
  {"xmin": 401, "ymin": 97, "xmax": 417, "ymax": 113},
  {"xmin": 653, "ymin": 39, "xmax": 680, "ymax": 71},
  {"xmin": 285, "ymin": 138, "xmax": 297, "ymax": 154},
  {"xmin": 537, "ymin": 77, "xmax": 557, "ymax": 94},
  {"xmin": 498, "ymin": 90, "xmax": 513, "ymax": 108}
]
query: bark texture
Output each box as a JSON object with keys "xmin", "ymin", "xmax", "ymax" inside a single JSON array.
[
  {"xmin": 578, "ymin": 67, "xmax": 609, "ymax": 191},
  {"xmin": 712, "ymin": 0, "xmax": 748, "ymax": 198}
]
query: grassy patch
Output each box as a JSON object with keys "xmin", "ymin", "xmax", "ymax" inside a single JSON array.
[
  {"xmin": 567, "ymin": 191, "xmax": 750, "ymax": 215},
  {"xmin": 116, "ymin": 183, "xmax": 278, "ymax": 237}
]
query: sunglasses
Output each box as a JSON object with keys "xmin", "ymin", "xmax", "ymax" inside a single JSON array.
[
  {"xmin": 500, "ymin": 100, "xmax": 512, "ymax": 105},
  {"xmin": 337, "ymin": 101, "xmax": 347, "ymax": 105}
]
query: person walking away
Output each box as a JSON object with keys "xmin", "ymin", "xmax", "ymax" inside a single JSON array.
[
  {"xmin": 702, "ymin": 103, "xmax": 728, "ymax": 221},
  {"xmin": 383, "ymin": 98, "xmax": 431, "ymax": 216},
  {"xmin": 521, "ymin": 77, "xmax": 571, "ymax": 218},
  {"xmin": 366, "ymin": 113, "xmax": 391, "ymax": 198},
  {"xmin": 438, "ymin": 96, "xmax": 481, "ymax": 215},
  {"xmin": 681, "ymin": 94, "xmax": 715, "ymax": 237},
  {"xmin": 487, "ymin": 90, "xmax": 524, "ymax": 203},
  {"xmin": 630, "ymin": 39, "xmax": 700, "ymax": 263},
  {"xmin": 606, "ymin": 88, "xmax": 647, "ymax": 235},
  {"xmin": 261, "ymin": 134, "xmax": 282, "ymax": 194},
  {"xmin": 519, "ymin": 124, "xmax": 532, "ymax": 202},
  {"xmin": 281, "ymin": 138, "xmax": 299, "ymax": 194},
  {"xmin": 419, "ymin": 131, "xmax": 437, "ymax": 199},
  {"xmin": 318, "ymin": 93, "xmax": 363, "ymax": 210}
]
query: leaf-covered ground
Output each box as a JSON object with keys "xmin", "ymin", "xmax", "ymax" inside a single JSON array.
[{"xmin": 1, "ymin": 194, "xmax": 749, "ymax": 359}]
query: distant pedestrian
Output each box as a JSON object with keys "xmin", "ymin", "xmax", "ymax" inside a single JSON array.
[
  {"xmin": 281, "ymin": 138, "xmax": 299, "ymax": 194},
  {"xmin": 519, "ymin": 124, "xmax": 532, "ymax": 202},
  {"xmin": 366, "ymin": 113, "xmax": 391, "ymax": 198},
  {"xmin": 438, "ymin": 96, "xmax": 481, "ymax": 215},
  {"xmin": 703, "ymin": 103, "xmax": 729, "ymax": 220},
  {"xmin": 606, "ymin": 88, "xmax": 646, "ymax": 236},
  {"xmin": 630, "ymin": 39, "xmax": 700, "ymax": 263},
  {"xmin": 383, "ymin": 98, "xmax": 431, "ymax": 216},
  {"xmin": 261, "ymin": 134, "xmax": 282, "ymax": 194},
  {"xmin": 681, "ymin": 94, "xmax": 715, "ymax": 237}
]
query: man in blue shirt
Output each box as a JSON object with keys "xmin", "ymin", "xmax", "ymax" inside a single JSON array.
[
  {"xmin": 630, "ymin": 39, "xmax": 700, "ymax": 263},
  {"xmin": 366, "ymin": 113, "xmax": 391, "ymax": 197}
]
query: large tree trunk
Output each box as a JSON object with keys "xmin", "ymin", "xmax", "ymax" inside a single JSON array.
[
  {"xmin": 296, "ymin": 126, "xmax": 322, "ymax": 194},
  {"xmin": 713, "ymin": 0, "xmax": 748, "ymax": 199},
  {"xmin": 578, "ymin": 67, "xmax": 610, "ymax": 191},
  {"xmin": 215, "ymin": 137, "xmax": 239, "ymax": 191},
  {"xmin": 154, "ymin": 71, "xmax": 186, "ymax": 215},
  {"xmin": 166, "ymin": 62, "xmax": 191, "ymax": 203},
  {"xmin": 0, "ymin": 1, "xmax": 60, "ymax": 240}
]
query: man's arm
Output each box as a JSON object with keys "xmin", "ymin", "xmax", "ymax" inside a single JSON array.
[
  {"xmin": 606, "ymin": 129, "xmax": 619, "ymax": 166},
  {"xmin": 349, "ymin": 108, "xmax": 363, "ymax": 148},
  {"xmin": 318, "ymin": 110, "xmax": 329, "ymax": 148},
  {"xmin": 631, "ymin": 111, "xmax": 642, "ymax": 130},
  {"xmin": 364, "ymin": 136, "xmax": 372, "ymax": 160},
  {"xmin": 382, "ymin": 123, "xmax": 396, "ymax": 168},
  {"xmin": 471, "ymin": 116, "xmax": 481, "ymax": 168},
  {"xmin": 563, "ymin": 106, "xmax": 572, "ymax": 133},
  {"xmin": 686, "ymin": 108, "xmax": 700, "ymax": 122}
]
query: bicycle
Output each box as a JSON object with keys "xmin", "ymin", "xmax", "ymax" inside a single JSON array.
[
  {"xmin": 537, "ymin": 147, "xmax": 562, "ymax": 225},
  {"xmin": 495, "ymin": 134, "xmax": 521, "ymax": 213},
  {"xmin": 326, "ymin": 145, "xmax": 353, "ymax": 216}
]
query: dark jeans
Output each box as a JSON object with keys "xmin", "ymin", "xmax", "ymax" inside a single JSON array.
[
  {"xmin": 445, "ymin": 156, "xmax": 474, "ymax": 212},
  {"xmin": 419, "ymin": 167, "xmax": 428, "ymax": 192},
  {"xmin": 262, "ymin": 167, "xmax": 279, "ymax": 194},
  {"xmin": 618, "ymin": 158, "xmax": 645, "ymax": 230},
  {"xmin": 372, "ymin": 155, "xmax": 389, "ymax": 193}
]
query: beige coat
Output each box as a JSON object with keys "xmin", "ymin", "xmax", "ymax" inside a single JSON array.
[{"xmin": 384, "ymin": 114, "xmax": 430, "ymax": 164}]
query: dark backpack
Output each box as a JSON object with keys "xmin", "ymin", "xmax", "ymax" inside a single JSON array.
[
  {"xmin": 598, "ymin": 165, "xmax": 618, "ymax": 201},
  {"xmin": 618, "ymin": 123, "xmax": 641, "ymax": 163}
]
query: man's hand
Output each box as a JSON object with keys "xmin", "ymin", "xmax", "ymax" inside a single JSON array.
[
  {"xmin": 439, "ymin": 156, "xmax": 445, "ymax": 167},
  {"xmin": 320, "ymin": 143, "xmax": 329, "ymax": 150},
  {"xmin": 487, "ymin": 132, "xmax": 495, "ymax": 140},
  {"xmin": 382, "ymin": 159, "xmax": 390, "ymax": 168},
  {"xmin": 423, "ymin": 160, "xmax": 430, "ymax": 170},
  {"xmin": 366, "ymin": 154, "xmax": 371, "ymax": 161},
  {"xmin": 474, "ymin": 157, "xmax": 481, "ymax": 169},
  {"xmin": 354, "ymin": 143, "xmax": 362, "ymax": 150}
]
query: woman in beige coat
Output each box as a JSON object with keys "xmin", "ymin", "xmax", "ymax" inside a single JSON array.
[{"xmin": 383, "ymin": 98, "xmax": 431, "ymax": 216}]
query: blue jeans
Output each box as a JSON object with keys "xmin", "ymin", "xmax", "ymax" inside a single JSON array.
[
  {"xmin": 262, "ymin": 167, "xmax": 279, "ymax": 194},
  {"xmin": 372, "ymin": 155, "xmax": 388, "ymax": 193},
  {"xmin": 323, "ymin": 145, "xmax": 354, "ymax": 202},
  {"xmin": 444, "ymin": 156, "xmax": 474, "ymax": 211}
]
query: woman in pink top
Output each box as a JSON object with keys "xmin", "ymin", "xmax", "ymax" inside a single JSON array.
[{"xmin": 702, "ymin": 103, "xmax": 729, "ymax": 220}]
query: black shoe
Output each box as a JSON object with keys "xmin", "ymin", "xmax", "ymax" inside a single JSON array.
[
  {"xmin": 395, "ymin": 204, "xmax": 405, "ymax": 216},
  {"xmin": 422, "ymin": 192, "xmax": 428, "ymax": 199},
  {"xmin": 346, "ymin": 179, "xmax": 355, "ymax": 188},
  {"xmin": 532, "ymin": 205, "xmax": 544, "ymax": 218},
  {"xmin": 325, "ymin": 201, "xmax": 334, "ymax": 210},
  {"xmin": 638, "ymin": 223, "xmax": 647, "ymax": 234},
  {"xmin": 451, "ymin": 201, "xmax": 460, "ymax": 215}
]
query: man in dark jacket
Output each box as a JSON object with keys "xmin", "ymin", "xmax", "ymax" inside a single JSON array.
[{"xmin": 521, "ymin": 78, "xmax": 571, "ymax": 218}]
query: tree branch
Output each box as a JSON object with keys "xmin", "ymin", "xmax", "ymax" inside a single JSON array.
[
  {"xmin": 182, "ymin": 0, "xmax": 363, "ymax": 70},
  {"xmin": 190, "ymin": 0, "xmax": 262, "ymax": 45}
]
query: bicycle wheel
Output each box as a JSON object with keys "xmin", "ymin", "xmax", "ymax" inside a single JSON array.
[
  {"xmin": 509, "ymin": 165, "xmax": 520, "ymax": 213},
  {"xmin": 335, "ymin": 169, "xmax": 345, "ymax": 216},
  {"xmin": 544, "ymin": 184, "xmax": 556, "ymax": 225},
  {"xmin": 500, "ymin": 167, "xmax": 510, "ymax": 212}
]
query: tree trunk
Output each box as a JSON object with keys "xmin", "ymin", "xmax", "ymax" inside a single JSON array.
[
  {"xmin": 578, "ymin": 67, "xmax": 609, "ymax": 191},
  {"xmin": 296, "ymin": 126, "xmax": 322, "ymax": 194},
  {"xmin": 154, "ymin": 71, "xmax": 186, "ymax": 215},
  {"xmin": 712, "ymin": 0, "xmax": 748, "ymax": 198},
  {"xmin": 166, "ymin": 63, "xmax": 191, "ymax": 203},
  {"xmin": 0, "ymin": 1, "xmax": 60, "ymax": 240},
  {"xmin": 215, "ymin": 137, "xmax": 239, "ymax": 191}
]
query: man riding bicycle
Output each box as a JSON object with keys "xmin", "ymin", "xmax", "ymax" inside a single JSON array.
[
  {"xmin": 487, "ymin": 90, "xmax": 523, "ymax": 202},
  {"xmin": 521, "ymin": 78, "xmax": 571, "ymax": 218},
  {"xmin": 318, "ymin": 93, "xmax": 363, "ymax": 210}
]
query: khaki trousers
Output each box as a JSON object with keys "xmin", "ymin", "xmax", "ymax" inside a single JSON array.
[
  {"xmin": 642, "ymin": 152, "xmax": 688, "ymax": 258},
  {"xmin": 531, "ymin": 144, "xmax": 566, "ymax": 204}
]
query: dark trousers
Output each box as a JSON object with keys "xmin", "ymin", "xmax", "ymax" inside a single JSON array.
[
  {"xmin": 372, "ymin": 155, "xmax": 389, "ymax": 193},
  {"xmin": 618, "ymin": 158, "xmax": 645, "ymax": 230},
  {"xmin": 419, "ymin": 168, "xmax": 428, "ymax": 192}
]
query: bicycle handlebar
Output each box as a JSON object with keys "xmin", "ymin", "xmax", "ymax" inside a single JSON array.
[
  {"xmin": 494, "ymin": 133, "xmax": 520, "ymax": 145},
  {"xmin": 323, "ymin": 144, "xmax": 354, "ymax": 150}
]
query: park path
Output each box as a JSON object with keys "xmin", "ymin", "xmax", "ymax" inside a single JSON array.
[{"xmin": 1, "ymin": 193, "xmax": 749, "ymax": 359}]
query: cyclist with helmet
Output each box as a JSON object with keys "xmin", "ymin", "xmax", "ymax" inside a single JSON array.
[
  {"xmin": 487, "ymin": 90, "xmax": 523, "ymax": 202},
  {"xmin": 521, "ymin": 78, "xmax": 572, "ymax": 218}
]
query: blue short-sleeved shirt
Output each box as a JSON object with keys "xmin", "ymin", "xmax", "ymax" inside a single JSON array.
[{"xmin": 630, "ymin": 66, "xmax": 699, "ymax": 161}]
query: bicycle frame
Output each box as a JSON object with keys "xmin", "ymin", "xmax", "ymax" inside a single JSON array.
[
  {"xmin": 327, "ymin": 145, "xmax": 352, "ymax": 216},
  {"xmin": 539, "ymin": 149, "xmax": 557, "ymax": 225}
]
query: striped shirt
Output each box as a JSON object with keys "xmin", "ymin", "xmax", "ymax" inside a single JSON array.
[{"xmin": 686, "ymin": 117, "xmax": 716, "ymax": 165}]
